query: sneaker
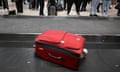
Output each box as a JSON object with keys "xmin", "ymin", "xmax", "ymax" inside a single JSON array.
[
  {"xmin": 90, "ymin": 14, "xmax": 93, "ymax": 16},
  {"xmin": 4, "ymin": 9, "xmax": 9, "ymax": 15},
  {"xmin": 93, "ymin": 14, "xmax": 98, "ymax": 16}
]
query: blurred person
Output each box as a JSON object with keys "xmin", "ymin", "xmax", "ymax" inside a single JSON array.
[
  {"xmin": 102, "ymin": 0, "xmax": 111, "ymax": 16},
  {"xmin": 15, "ymin": 0, "xmax": 24, "ymax": 14},
  {"xmin": 90, "ymin": 0, "xmax": 100, "ymax": 16},
  {"xmin": 1, "ymin": 0, "xmax": 9, "ymax": 10},
  {"xmin": 80, "ymin": 0, "xmax": 88, "ymax": 11},
  {"xmin": 37, "ymin": 0, "xmax": 45, "ymax": 16},
  {"xmin": 115, "ymin": 0, "xmax": 120, "ymax": 16},
  {"xmin": 0, "ymin": 0, "xmax": 9, "ymax": 14},
  {"xmin": 67, "ymin": 0, "xmax": 82, "ymax": 15}
]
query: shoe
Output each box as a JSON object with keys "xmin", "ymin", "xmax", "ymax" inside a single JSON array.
[
  {"xmin": 117, "ymin": 13, "xmax": 120, "ymax": 16},
  {"xmin": 67, "ymin": 13, "xmax": 70, "ymax": 16},
  {"xmin": 83, "ymin": 8, "xmax": 86, "ymax": 11},
  {"xmin": 90, "ymin": 14, "xmax": 93, "ymax": 16},
  {"xmin": 97, "ymin": 9, "xmax": 100, "ymax": 13},
  {"xmin": 39, "ymin": 14, "xmax": 44, "ymax": 16},
  {"xmin": 4, "ymin": 9, "xmax": 9, "ymax": 15},
  {"xmin": 93, "ymin": 14, "xmax": 98, "ymax": 16}
]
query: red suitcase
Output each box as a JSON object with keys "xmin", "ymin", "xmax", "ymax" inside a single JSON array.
[{"xmin": 34, "ymin": 30, "xmax": 87, "ymax": 70}]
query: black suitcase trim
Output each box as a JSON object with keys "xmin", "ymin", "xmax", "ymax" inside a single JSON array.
[{"xmin": 35, "ymin": 42, "xmax": 80, "ymax": 57}]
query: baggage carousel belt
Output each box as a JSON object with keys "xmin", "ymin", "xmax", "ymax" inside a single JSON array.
[
  {"xmin": 0, "ymin": 34, "xmax": 120, "ymax": 72},
  {"xmin": 0, "ymin": 16, "xmax": 120, "ymax": 34}
]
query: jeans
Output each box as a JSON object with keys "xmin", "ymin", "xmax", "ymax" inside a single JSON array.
[
  {"xmin": 35, "ymin": 0, "xmax": 39, "ymax": 9},
  {"xmin": 102, "ymin": 0, "xmax": 111, "ymax": 15},
  {"xmin": 80, "ymin": 0, "xmax": 88, "ymax": 10},
  {"xmin": 90, "ymin": 0, "xmax": 100, "ymax": 14},
  {"xmin": 29, "ymin": 0, "xmax": 32, "ymax": 9}
]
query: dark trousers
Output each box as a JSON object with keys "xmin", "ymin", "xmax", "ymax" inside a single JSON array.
[
  {"xmin": 0, "ymin": 0, "xmax": 9, "ymax": 9},
  {"xmin": 64, "ymin": 0, "xmax": 67, "ymax": 9},
  {"xmin": 67, "ymin": 0, "xmax": 81, "ymax": 14},
  {"xmin": 38, "ymin": 0, "xmax": 44, "ymax": 15},
  {"xmin": 15, "ymin": 0, "xmax": 23, "ymax": 13},
  {"xmin": 0, "ymin": 0, "xmax": 2, "ymax": 6},
  {"xmin": 117, "ymin": 9, "xmax": 120, "ymax": 15},
  {"xmin": 81, "ymin": 0, "xmax": 88, "ymax": 11}
]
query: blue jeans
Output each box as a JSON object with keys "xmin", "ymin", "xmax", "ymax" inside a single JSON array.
[
  {"xmin": 35, "ymin": 0, "xmax": 39, "ymax": 9},
  {"xmin": 29, "ymin": 0, "xmax": 32, "ymax": 9},
  {"xmin": 102, "ymin": 0, "xmax": 111, "ymax": 15},
  {"xmin": 90, "ymin": 0, "xmax": 100, "ymax": 15}
]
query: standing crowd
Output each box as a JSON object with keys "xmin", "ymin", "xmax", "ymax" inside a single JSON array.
[{"xmin": 0, "ymin": 0, "xmax": 120, "ymax": 16}]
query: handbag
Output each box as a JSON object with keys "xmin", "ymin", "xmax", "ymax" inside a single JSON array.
[{"xmin": 115, "ymin": 3, "xmax": 120, "ymax": 9}]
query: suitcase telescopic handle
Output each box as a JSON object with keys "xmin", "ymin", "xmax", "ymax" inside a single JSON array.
[{"xmin": 47, "ymin": 52, "xmax": 63, "ymax": 60}]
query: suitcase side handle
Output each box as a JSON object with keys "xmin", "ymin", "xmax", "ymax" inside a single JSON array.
[{"xmin": 47, "ymin": 52, "xmax": 63, "ymax": 60}]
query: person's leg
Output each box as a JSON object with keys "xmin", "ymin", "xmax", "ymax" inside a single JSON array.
[
  {"xmin": 64, "ymin": 0, "xmax": 67, "ymax": 10},
  {"xmin": 117, "ymin": 9, "xmax": 120, "ymax": 16},
  {"xmin": 90, "ymin": 0, "xmax": 100, "ymax": 16},
  {"xmin": 81, "ymin": 0, "xmax": 87, "ymax": 11},
  {"xmin": 97, "ymin": 3, "xmax": 101, "ymax": 12},
  {"xmin": 3, "ymin": 0, "xmax": 9, "ymax": 9},
  {"xmin": 101, "ymin": 0, "xmax": 105, "ymax": 15},
  {"xmin": 90, "ymin": 0, "xmax": 96, "ymax": 15},
  {"xmin": 35, "ymin": 0, "xmax": 39, "ymax": 9},
  {"xmin": 105, "ymin": 0, "xmax": 111, "ymax": 15},
  {"xmin": 83, "ymin": 0, "xmax": 88, "ymax": 11},
  {"xmin": 29, "ymin": 0, "xmax": 32, "ymax": 9},
  {"xmin": 15, "ymin": 0, "xmax": 19, "ymax": 13},
  {"xmin": 39, "ymin": 0, "xmax": 44, "ymax": 15},
  {"xmin": 93, "ymin": 0, "xmax": 100, "ymax": 15},
  {"xmin": 16, "ymin": 0, "xmax": 23, "ymax": 13},
  {"xmin": 0, "ymin": 0, "xmax": 2, "ymax": 7},
  {"xmin": 67, "ymin": 0, "xmax": 73, "ymax": 15},
  {"xmin": 75, "ymin": 0, "xmax": 81, "ymax": 15},
  {"xmin": 19, "ymin": 0, "xmax": 23, "ymax": 13}
]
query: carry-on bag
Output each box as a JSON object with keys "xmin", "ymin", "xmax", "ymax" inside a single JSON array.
[{"xmin": 34, "ymin": 30, "xmax": 88, "ymax": 70}]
